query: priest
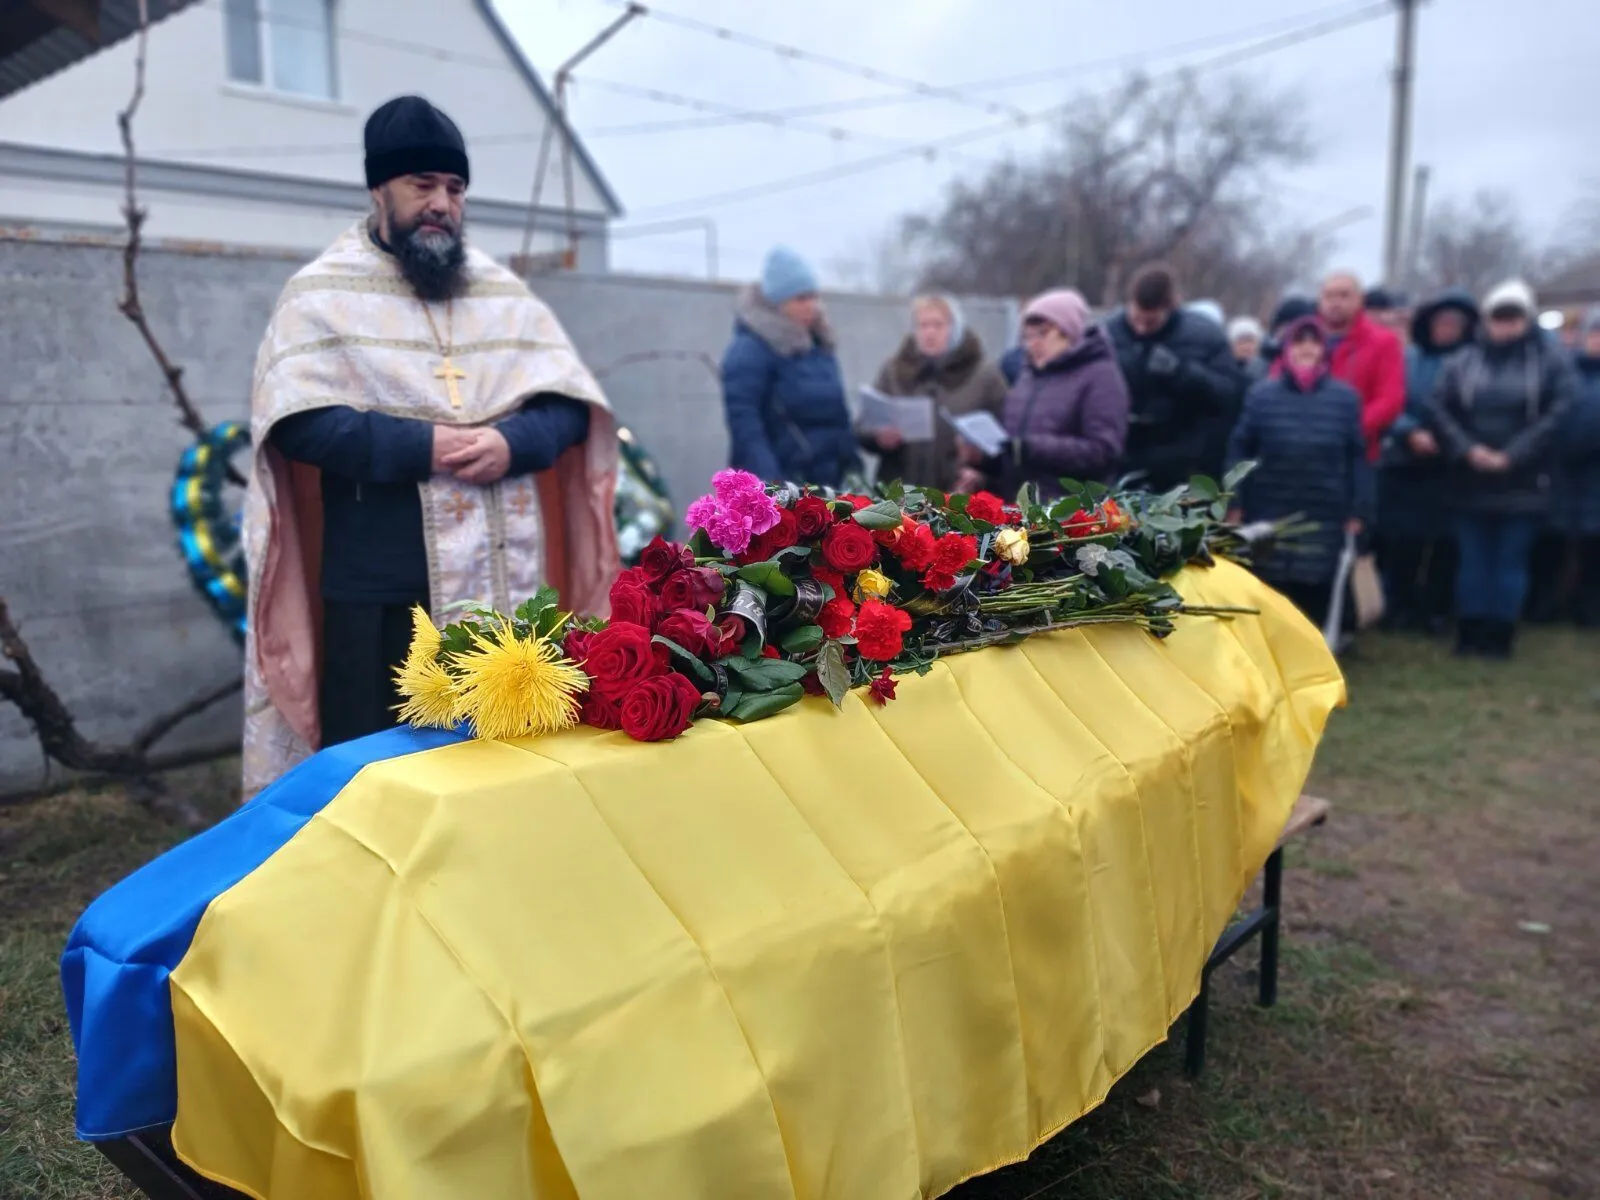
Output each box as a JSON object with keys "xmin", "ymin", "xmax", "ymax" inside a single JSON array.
[{"xmin": 241, "ymin": 95, "xmax": 618, "ymax": 797}]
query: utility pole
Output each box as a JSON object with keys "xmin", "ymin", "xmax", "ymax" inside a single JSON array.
[
  {"xmin": 1404, "ymin": 163, "xmax": 1430, "ymax": 293},
  {"xmin": 518, "ymin": 3, "xmax": 644, "ymax": 272},
  {"xmin": 1382, "ymin": 0, "xmax": 1420, "ymax": 286}
]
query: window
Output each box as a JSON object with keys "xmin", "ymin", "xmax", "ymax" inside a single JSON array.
[{"xmin": 224, "ymin": 0, "xmax": 339, "ymax": 102}]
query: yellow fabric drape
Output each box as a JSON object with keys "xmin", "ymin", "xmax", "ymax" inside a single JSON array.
[{"xmin": 170, "ymin": 561, "xmax": 1344, "ymax": 1200}]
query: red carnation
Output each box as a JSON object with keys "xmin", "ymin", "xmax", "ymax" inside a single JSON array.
[
  {"xmin": 854, "ymin": 599, "xmax": 912, "ymax": 662},
  {"xmin": 822, "ymin": 523, "xmax": 878, "ymax": 573},
  {"xmin": 620, "ymin": 673, "xmax": 703, "ymax": 742},
  {"xmin": 818, "ymin": 594, "xmax": 856, "ymax": 639},
  {"xmin": 657, "ymin": 608, "xmax": 715, "ymax": 658},
  {"xmin": 583, "ymin": 622, "xmax": 668, "ymax": 699},
  {"xmin": 1063, "ymin": 508, "xmax": 1102, "ymax": 537},
  {"xmin": 893, "ymin": 522, "xmax": 939, "ymax": 573},
  {"xmin": 760, "ymin": 644, "xmax": 782, "ymax": 660},
  {"xmin": 792, "ymin": 495, "xmax": 835, "ymax": 539},
  {"xmin": 922, "ymin": 532, "xmax": 979, "ymax": 592},
  {"xmin": 640, "ymin": 536, "xmax": 693, "ymax": 582},
  {"xmin": 609, "ymin": 575, "xmax": 659, "ymax": 629},
  {"xmin": 966, "ymin": 492, "xmax": 1007, "ymax": 525},
  {"xmin": 660, "ymin": 565, "xmax": 726, "ymax": 612},
  {"xmin": 801, "ymin": 672, "xmax": 828, "ymax": 696},
  {"xmin": 868, "ymin": 667, "xmax": 898, "ymax": 706}
]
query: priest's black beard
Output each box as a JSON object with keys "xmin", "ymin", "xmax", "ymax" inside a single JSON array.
[{"xmin": 388, "ymin": 212, "xmax": 467, "ymax": 302}]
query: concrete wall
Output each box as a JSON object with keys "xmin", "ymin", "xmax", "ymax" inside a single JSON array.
[{"xmin": 0, "ymin": 236, "xmax": 1015, "ymax": 792}]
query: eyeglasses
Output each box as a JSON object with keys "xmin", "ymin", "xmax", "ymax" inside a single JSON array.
[{"xmin": 1487, "ymin": 307, "xmax": 1527, "ymax": 322}]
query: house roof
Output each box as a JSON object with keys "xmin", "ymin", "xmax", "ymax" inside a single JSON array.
[
  {"xmin": 0, "ymin": 0, "xmax": 198, "ymax": 99},
  {"xmin": 471, "ymin": 0, "xmax": 623, "ymax": 219}
]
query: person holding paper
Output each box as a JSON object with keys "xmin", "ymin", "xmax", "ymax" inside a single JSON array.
[
  {"xmin": 860, "ymin": 294, "xmax": 1008, "ymax": 490},
  {"xmin": 956, "ymin": 289, "xmax": 1129, "ymax": 500},
  {"xmin": 1226, "ymin": 316, "xmax": 1372, "ymax": 630},
  {"xmin": 720, "ymin": 246, "xmax": 860, "ymax": 487}
]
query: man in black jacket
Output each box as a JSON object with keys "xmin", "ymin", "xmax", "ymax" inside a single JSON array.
[{"xmin": 1107, "ymin": 264, "xmax": 1248, "ymax": 489}]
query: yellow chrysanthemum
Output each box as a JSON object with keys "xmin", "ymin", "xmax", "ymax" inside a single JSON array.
[
  {"xmin": 853, "ymin": 567, "xmax": 893, "ymax": 602},
  {"xmin": 451, "ymin": 621, "xmax": 590, "ymax": 741},
  {"xmin": 394, "ymin": 606, "xmax": 460, "ymax": 729}
]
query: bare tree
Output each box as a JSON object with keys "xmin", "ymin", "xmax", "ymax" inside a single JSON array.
[
  {"xmin": 1415, "ymin": 190, "xmax": 1537, "ymax": 299},
  {"xmin": 902, "ymin": 72, "xmax": 1315, "ymax": 314}
]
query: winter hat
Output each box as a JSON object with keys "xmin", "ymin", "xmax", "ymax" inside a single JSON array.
[
  {"xmin": 1363, "ymin": 285, "xmax": 1408, "ymax": 311},
  {"xmin": 912, "ymin": 293, "xmax": 966, "ymax": 350},
  {"xmin": 1270, "ymin": 294, "xmax": 1317, "ymax": 334},
  {"xmin": 1023, "ymin": 289, "xmax": 1090, "ymax": 342},
  {"xmin": 760, "ymin": 246, "xmax": 819, "ymax": 305},
  {"xmin": 1227, "ymin": 316, "xmax": 1265, "ymax": 344},
  {"xmin": 1186, "ymin": 299, "xmax": 1224, "ymax": 326},
  {"xmin": 1483, "ymin": 279, "xmax": 1536, "ymax": 318},
  {"xmin": 364, "ymin": 96, "xmax": 469, "ymax": 188}
]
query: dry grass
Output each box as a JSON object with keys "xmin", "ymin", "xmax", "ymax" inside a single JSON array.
[{"xmin": 1, "ymin": 630, "xmax": 1596, "ymax": 1199}]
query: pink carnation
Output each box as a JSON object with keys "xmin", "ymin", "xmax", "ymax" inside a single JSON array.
[{"xmin": 685, "ymin": 469, "xmax": 782, "ymax": 556}]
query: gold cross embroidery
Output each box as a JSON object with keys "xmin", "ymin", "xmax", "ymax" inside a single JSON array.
[
  {"xmin": 508, "ymin": 484, "xmax": 535, "ymax": 518},
  {"xmin": 434, "ymin": 356, "xmax": 467, "ymax": 409},
  {"xmin": 441, "ymin": 490, "xmax": 474, "ymax": 525}
]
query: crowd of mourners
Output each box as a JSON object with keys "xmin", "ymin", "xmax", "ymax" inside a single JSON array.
[{"xmin": 717, "ymin": 246, "xmax": 1600, "ymax": 660}]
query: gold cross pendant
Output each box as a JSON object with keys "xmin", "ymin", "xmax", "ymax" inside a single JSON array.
[{"xmin": 434, "ymin": 356, "xmax": 467, "ymax": 409}]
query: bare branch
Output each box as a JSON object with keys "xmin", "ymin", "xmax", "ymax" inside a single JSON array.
[
  {"xmin": 114, "ymin": 0, "xmax": 245, "ymax": 485},
  {"xmin": 0, "ymin": 596, "xmax": 240, "ymax": 780}
]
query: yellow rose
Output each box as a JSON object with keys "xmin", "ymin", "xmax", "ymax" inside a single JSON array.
[
  {"xmin": 853, "ymin": 567, "xmax": 893, "ymax": 601},
  {"xmin": 994, "ymin": 527, "xmax": 1030, "ymax": 566}
]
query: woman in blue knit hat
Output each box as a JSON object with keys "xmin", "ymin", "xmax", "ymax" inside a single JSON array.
[{"xmin": 719, "ymin": 247, "xmax": 860, "ymax": 487}]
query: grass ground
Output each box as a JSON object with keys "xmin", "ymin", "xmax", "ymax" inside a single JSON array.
[{"xmin": 1, "ymin": 630, "xmax": 1596, "ymax": 1199}]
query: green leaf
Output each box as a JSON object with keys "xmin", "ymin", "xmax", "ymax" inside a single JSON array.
[
  {"xmin": 440, "ymin": 623, "xmax": 475, "ymax": 656},
  {"xmin": 513, "ymin": 585, "xmax": 562, "ymax": 626},
  {"xmin": 817, "ymin": 640, "xmax": 850, "ymax": 707},
  {"xmin": 726, "ymin": 683, "xmax": 805, "ymax": 723},
  {"xmin": 1222, "ymin": 460, "xmax": 1257, "ymax": 493},
  {"xmin": 735, "ymin": 561, "xmax": 797, "ymax": 598},
  {"xmin": 740, "ymin": 632, "xmax": 764, "ymax": 658},
  {"xmin": 851, "ymin": 499, "xmax": 904, "ymax": 530},
  {"xmin": 1187, "ymin": 474, "xmax": 1221, "ymax": 502},
  {"xmin": 779, "ymin": 624, "xmax": 825, "ymax": 654},
  {"xmin": 719, "ymin": 686, "xmax": 745, "ymax": 715},
  {"xmin": 883, "ymin": 480, "xmax": 906, "ymax": 502},
  {"xmin": 652, "ymin": 636, "xmax": 715, "ymax": 685},
  {"xmin": 725, "ymin": 656, "xmax": 809, "ymax": 689}
]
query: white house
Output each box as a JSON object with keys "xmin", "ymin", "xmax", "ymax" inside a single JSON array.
[{"xmin": 0, "ymin": 0, "xmax": 621, "ymax": 267}]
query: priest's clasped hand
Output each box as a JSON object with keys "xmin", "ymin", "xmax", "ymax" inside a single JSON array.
[{"xmin": 434, "ymin": 425, "xmax": 512, "ymax": 484}]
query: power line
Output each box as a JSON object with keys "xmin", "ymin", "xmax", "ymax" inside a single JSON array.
[
  {"xmin": 626, "ymin": 2, "xmax": 1393, "ymax": 221},
  {"xmin": 581, "ymin": 0, "xmax": 1377, "ymax": 138},
  {"xmin": 591, "ymin": 0, "xmax": 1030, "ymax": 122}
]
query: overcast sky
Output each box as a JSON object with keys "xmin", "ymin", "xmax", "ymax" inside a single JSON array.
[{"xmin": 501, "ymin": 0, "xmax": 1599, "ymax": 294}]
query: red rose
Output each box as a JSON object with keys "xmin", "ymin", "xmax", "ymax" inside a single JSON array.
[
  {"xmin": 584, "ymin": 622, "xmax": 668, "ymax": 698},
  {"xmin": 868, "ymin": 667, "xmax": 898, "ymax": 706},
  {"xmin": 854, "ymin": 599, "xmax": 913, "ymax": 662},
  {"xmin": 822, "ymin": 523, "xmax": 878, "ymax": 573},
  {"xmin": 966, "ymin": 492, "xmax": 1007, "ymax": 525},
  {"xmin": 609, "ymin": 575, "xmax": 659, "ymax": 629},
  {"xmin": 661, "ymin": 565, "xmax": 727, "ymax": 612},
  {"xmin": 564, "ymin": 628, "xmax": 597, "ymax": 664},
  {"xmin": 614, "ymin": 565, "xmax": 654, "ymax": 591},
  {"xmin": 792, "ymin": 495, "xmax": 835, "ymax": 539},
  {"xmin": 818, "ymin": 594, "xmax": 856, "ymax": 639},
  {"xmin": 922, "ymin": 532, "xmax": 979, "ymax": 594},
  {"xmin": 740, "ymin": 508, "xmax": 800, "ymax": 564},
  {"xmin": 837, "ymin": 494, "xmax": 874, "ymax": 511},
  {"xmin": 580, "ymin": 687, "xmax": 624, "ymax": 731},
  {"xmin": 812, "ymin": 566, "xmax": 846, "ymax": 599},
  {"xmin": 893, "ymin": 523, "xmax": 939, "ymax": 572},
  {"xmin": 708, "ymin": 615, "xmax": 745, "ymax": 659},
  {"xmin": 760, "ymin": 644, "xmax": 782, "ymax": 660},
  {"xmin": 657, "ymin": 608, "xmax": 715, "ymax": 658},
  {"xmin": 640, "ymin": 536, "xmax": 692, "ymax": 582},
  {"xmin": 620, "ymin": 673, "xmax": 703, "ymax": 742},
  {"xmin": 801, "ymin": 672, "xmax": 828, "ymax": 696}
]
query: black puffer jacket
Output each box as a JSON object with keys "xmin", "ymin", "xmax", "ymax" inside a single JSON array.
[
  {"xmin": 1426, "ymin": 329, "xmax": 1576, "ymax": 516},
  {"xmin": 1107, "ymin": 308, "xmax": 1247, "ymax": 489}
]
